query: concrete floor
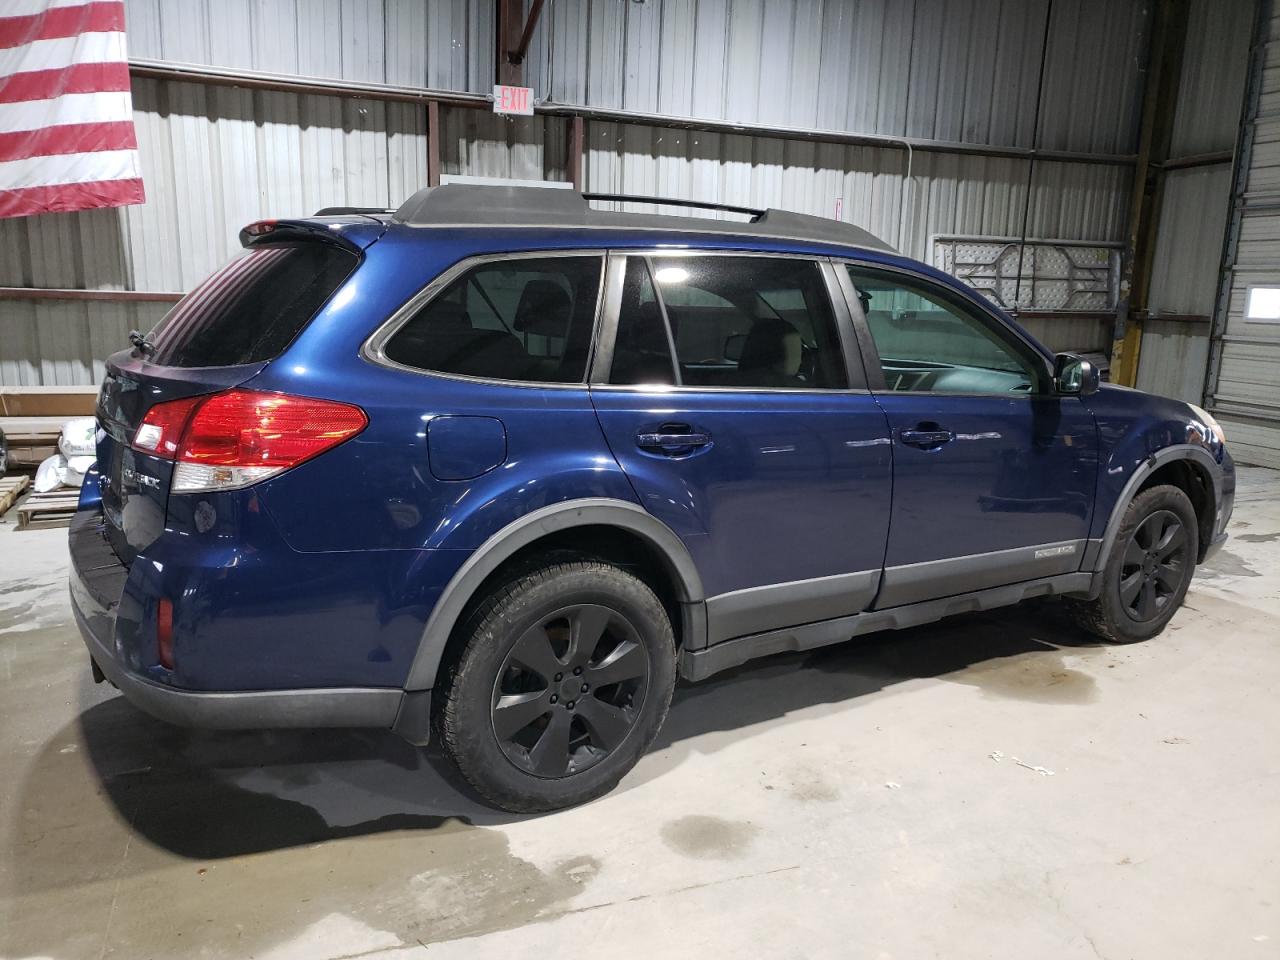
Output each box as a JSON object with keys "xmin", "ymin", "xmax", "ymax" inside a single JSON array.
[{"xmin": 1, "ymin": 468, "xmax": 1277, "ymax": 960}]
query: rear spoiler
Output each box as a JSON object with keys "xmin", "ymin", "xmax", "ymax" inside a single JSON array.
[
  {"xmin": 313, "ymin": 206, "xmax": 394, "ymax": 216},
  {"xmin": 237, "ymin": 217, "xmax": 384, "ymax": 253}
]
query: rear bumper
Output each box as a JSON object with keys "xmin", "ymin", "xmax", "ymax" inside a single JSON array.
[{"xmin": 70, "ymin": 538, "xmax": 404, "ymax": 732}]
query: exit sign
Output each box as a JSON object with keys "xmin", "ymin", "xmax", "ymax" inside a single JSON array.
[{"xmin": 493, "ymin": 84, "xmax": 534, "ymax": 116}]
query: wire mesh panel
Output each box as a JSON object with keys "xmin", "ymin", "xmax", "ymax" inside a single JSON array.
[{"xmin": 932, "ymin": 235, "xmax": 1122, "ymax": 312}]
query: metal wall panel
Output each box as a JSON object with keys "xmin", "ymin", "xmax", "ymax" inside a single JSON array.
[
  {"xmin": 530, "ymin": 0, "xmax": 1148, "ymax": 154},
  {"xmin": 5, "ymin": 0, "xmax": 1160, "ymax": 385},
  {"xmin": 1135, "ymin": 317, "xmax": 1213, "ymax": 402},
  {"xmin": 0, "ymin": 300, "xmax": 168, "ymax": 386},
  {"xmin": 1017, "ymin": 314, "xmax": 1114, "ymax": 354},
  {"xmin": 0, "ymin": 79, "xmax": 428, "ymax": 384},
  {"xmin": 123, "ymin": 0, "xmax": 1148, "ymax": 155},
  {"xmin": 122, "ymin": 0, "xmax": 493, "ymax": 92},
  {"xmin": 587, "ymin": 116, "xmax": 1126, "ymax": 357},
  {"xmin": 1149, "ymin": 166, "xmax": 1234, "ymax": 318},
  {"xmin": 1136, "ymin": 0, "xmax": 1253, "ymax": 408},
  {"xmin": 441, "ymin": 109, "xmax": 568, "ymax": 182},
  {"xmin": 125, "ymin": 78, "xmax": 426, "ymax": 288},
  {"xmin": 0, "ymin": 107, "xmax": 1134, "ymax": 386},
  {"xmin": 1209, "ymin": 6, "xmax": 1280, "ymax": 467},
  {"xmin": 587, "ymin": 121, "xmax": 1131, "ymax": 257},
  {"xmin": 1170, "ymin": 0, "xmax": 1255, "ymax": 156},
  {"xmin": 1037, "ymin": 0, "xmax": 1150, "ymax": 154}
]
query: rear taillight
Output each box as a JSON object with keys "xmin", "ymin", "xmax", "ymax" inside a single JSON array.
[
  {"xmin": 132, "ymin": 389, "xmax": 367, "ymax": 493},
  {"xmin": 132, "ymin": 396, "xmax": 202, "ymax": 458}
]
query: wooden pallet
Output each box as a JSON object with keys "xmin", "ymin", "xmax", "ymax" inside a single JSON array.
[
  {"xmin": 15, "ymin": 488, "xmax": 81, "ymax": 530},
  {"xmin": 0, "ymin": 474, "xmax": 30, "ymax": 518}
]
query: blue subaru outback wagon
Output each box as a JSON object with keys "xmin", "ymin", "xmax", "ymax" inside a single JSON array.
[{"xmin": 71, "ymin": 185, "xmax": 1235, "ymax": 811}]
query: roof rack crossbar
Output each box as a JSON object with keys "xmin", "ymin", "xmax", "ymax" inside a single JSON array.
[{"xmin": 582, "ymin": 192, "xmax": 765, "ymax": 220}]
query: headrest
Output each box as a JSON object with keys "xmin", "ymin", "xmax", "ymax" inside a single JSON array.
[
  {"xmin": 514, "ymin": 279, "xmax": 573, "ymax": 336},
  {"xmin": 738, "ymin": 318, "xmax": 800, "ymax": 371}
]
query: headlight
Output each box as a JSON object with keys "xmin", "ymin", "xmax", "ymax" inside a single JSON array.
[{"xmin": 1189, "ymin": 404, "xmax": 1227, "ymax": 446}]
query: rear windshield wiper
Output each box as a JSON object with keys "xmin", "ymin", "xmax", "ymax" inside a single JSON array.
[{"xmin": 128, "ymin": 329, "xmax": 155, "ymax": 358}]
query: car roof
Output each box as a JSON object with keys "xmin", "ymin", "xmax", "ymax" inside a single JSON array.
[{"xmin": 389, "ymin": 184, "xmax": 895, "ymax": 254}]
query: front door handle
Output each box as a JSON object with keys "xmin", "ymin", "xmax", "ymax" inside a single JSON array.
[
  {"xmin": 899, "ymin": 427, "xmax": 955, "ymax": 449},
  {"xmin": 636, "ymin": 425, "xmax": 713, "ymax": 455}
]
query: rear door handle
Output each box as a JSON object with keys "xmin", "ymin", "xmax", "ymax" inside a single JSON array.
[
  {"xmin": 636, "ymin": 426, "xmax": 713, "ymax": 455},
  {"xmin": 899, "ymin": 428, "xmax": 955, "ymax": 449}
]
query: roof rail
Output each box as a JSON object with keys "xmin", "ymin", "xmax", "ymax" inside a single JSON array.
[
  {"xmin": 582, "ymin": 193, "xmax": 765, "ymax": 220},
  {"xmin": 392, "ymin": 184, "xmax": 893, "ymax": 252}
]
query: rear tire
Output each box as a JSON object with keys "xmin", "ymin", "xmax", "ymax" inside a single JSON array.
[
  {"xmin": 438, "ymin": 559, "xmax": 676, "ymax": 813},
  {"xmin": 1064, "ymin": 484, "xmax": 1198, "ymax": 643}
]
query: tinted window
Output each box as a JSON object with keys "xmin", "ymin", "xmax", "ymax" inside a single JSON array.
[
  {"xmin": 148, "ymin": 242, "xmax": 357, "ymax": 367},
  {"xmin": 847, "ymin": 266, "xmax": 1042, "ymax": 395},
  {"xmin": 384, "ymin": 256, "xmax": 602, "ymax": 383},
  {"xmin": 610, "ymin": 256, "xmax": 847, "ymax": 389}
]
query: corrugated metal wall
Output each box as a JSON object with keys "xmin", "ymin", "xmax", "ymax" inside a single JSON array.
[
  {"xmin": 1207, "ymin": 1, "xmax": 1280, "ymax": 467},
  {"xmin": 2, "ymin": 0, "xmax": 1154, "ymax": 384},
  {"xmin": 0, "ymin": 77, "xmax": 431, "ymax": 384},
  {"xmin": 528, "ymin": 0, "xmax": 1148, "ymax": 154},
  {"xmin": 1137, "ymin": 0, "xmax": 1254, "ymax": 403},
  {"xmin": 123, "ymin": 0, "xmax": 494, "ymax": 92}
]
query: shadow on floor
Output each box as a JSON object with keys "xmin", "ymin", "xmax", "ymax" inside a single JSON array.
[{"xmin": 49, "ymin": 601, "xmax": 1104, "ymax": 863}]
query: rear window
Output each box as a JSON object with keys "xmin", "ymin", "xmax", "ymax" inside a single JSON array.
[
  {"xmin": 381, "ymin": 255, "xmax": 603, "ymax": 383},
  {"xmin": 146, "ymin": 242, "xmax": 357, "ymax": 367}
]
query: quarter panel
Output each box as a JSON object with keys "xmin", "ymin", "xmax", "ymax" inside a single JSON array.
[
  {"xmin": 102, "ymin": 487, "xmax": 475, "ymax": 691},
  {"xmin": 253, "ymin": 370, "xmax": 635, "ymax": 553}
]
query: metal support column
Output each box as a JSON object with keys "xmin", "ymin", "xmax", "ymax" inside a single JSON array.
[
  {"xmin": 426, "ymin": 99, "xmax": 441, "ymax": 187},
  {"xmin": 496, "ymin": 0, "xmax": 524, "ymax": 87},
  {"xmin": 569, "ymin": 115, "xmax": 585, "ymax": 191},
  {"xmin": 1111, "ymin": 0, "xmax": 1190, "ymax": 386}
]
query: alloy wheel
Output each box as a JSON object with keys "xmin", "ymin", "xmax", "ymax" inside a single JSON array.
[
  {"xmin": 491, "ymin": 604, "xmax": 650, "ymax": 778},
  {"xmin": 1119, "ymin": 509, "xmax": 1187, "ymax": 622}
]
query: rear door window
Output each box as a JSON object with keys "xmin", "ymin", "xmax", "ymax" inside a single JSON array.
[
  {"xmin": 148, "ymin": 242, "xmax": 357, "ymax": 367},
  {"xmin": 609, "ymin": 255, "xmax": 848, "ymax": 389},
  {"xmin": 382, "ymin": 256, "xmax": 603, "ymax": 383}
]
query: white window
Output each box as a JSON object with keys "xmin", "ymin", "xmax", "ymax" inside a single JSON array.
[{"xmin": 1244, "ymin": 285, "xmax": 1280, "ymax": 323}]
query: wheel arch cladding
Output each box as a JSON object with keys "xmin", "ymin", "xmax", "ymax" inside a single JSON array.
[
  {"xmin": 1091, "ymin": 444, "xmax": 1223, "ymax": 572},
  {"xmin": 401, "ymin": 499, "xmax": 706, "ymax": 692}
]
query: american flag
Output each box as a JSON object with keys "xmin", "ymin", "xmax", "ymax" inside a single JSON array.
[{"xmin": 0, "ymin": 0, "xmax": 144, "ymax": 219}]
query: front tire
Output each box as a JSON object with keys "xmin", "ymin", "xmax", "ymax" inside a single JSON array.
[
  {"xmin": 438, "ymin": 559, "xmax": 676, "ymax": 813},
  {"xmin": 1065, "ymin": 484, "xmax": 1199, "ymax": 643}
]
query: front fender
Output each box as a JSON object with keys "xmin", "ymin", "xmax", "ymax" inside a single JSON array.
[{"xmin": 1083, "ymin": 385, "xmax": 1233, "ymax": 573}]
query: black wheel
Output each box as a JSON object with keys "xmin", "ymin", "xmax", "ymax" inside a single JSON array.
[
  {"xmin": 1065, "ymin": 484, "xmax": 1199, "ymax": 643},
  {"xmin": 438, "ymin": 559, "xmax": 676, "ymax": 813}
]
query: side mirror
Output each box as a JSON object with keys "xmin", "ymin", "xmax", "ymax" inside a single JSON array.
[
  {"xmin": 724, "ymin": 333, "xmax": 746, "ymax": 363},
  {"xmin": 1054, "ymin": 353, "xmax": 1099, "ymax": 397}
]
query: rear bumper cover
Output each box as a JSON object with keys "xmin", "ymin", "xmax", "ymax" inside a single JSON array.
[{"xmin": 70, "ymin": 561, "xmax": 404, "ymax": 732}]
